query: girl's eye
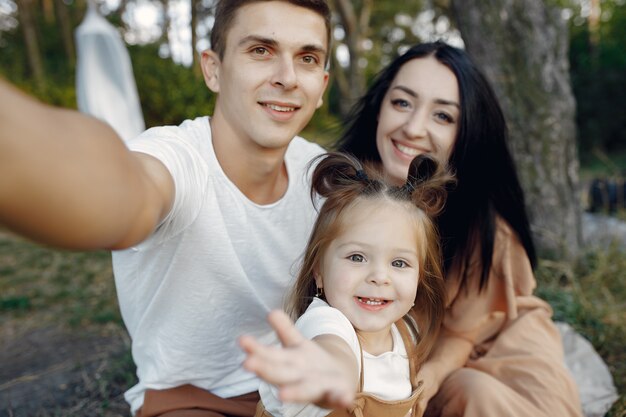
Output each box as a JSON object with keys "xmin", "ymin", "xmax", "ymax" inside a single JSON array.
[
  {"xmin": 391, "ymin": 98, "xmax": 411, "ymax": 110},
  {"xmin": 348, "ymin": 254, "xmax": 365, "ymax": 262},
  {"xmin": 391, "ymin": 259, "xmax": 408, "ymax": 268}
]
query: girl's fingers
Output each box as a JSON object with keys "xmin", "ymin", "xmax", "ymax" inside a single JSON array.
[{"xmin": 267, "ymin": 310, "xmax": 307, "ymax": 348}]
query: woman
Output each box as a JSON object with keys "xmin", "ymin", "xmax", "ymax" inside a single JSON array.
[{"xmin": 335, "ymin": 41, "xmax": 583, "ymax": 417}]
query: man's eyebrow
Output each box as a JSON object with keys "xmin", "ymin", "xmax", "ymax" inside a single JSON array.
[
  {"xmin": 392, "ymin": 85, "xmax": 460, "ymax": 108},
  {"xmin": 238, "ymin": 35, "xmax": 278, "ymax": 48},
  {"xmin": 301, "ymin": 44, "xmax": 327, "ymax": 58},
  {"xmin": 237, "ymin": 35, "xmax": 327, "ymax": 57}
]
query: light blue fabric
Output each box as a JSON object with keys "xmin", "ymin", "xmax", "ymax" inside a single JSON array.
[{"xmin": 75, "ymin": 3, "xmax": 145, "ymax": 142}]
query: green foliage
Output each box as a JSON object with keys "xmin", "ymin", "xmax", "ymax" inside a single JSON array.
[
  {"xmin": 128, "ymin": 44, "xmax": 216, "ymax": 128},
  {"xmin": 569, "ymin": 1, "xmax": 626, "ymax": 155},
  {"xmin": 0, "ymin": 2, "xmax": 81, "ymax": 108}
]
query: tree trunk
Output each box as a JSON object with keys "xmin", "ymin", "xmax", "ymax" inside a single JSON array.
[
  {"xmin": 451, "ymin": 0, "xmax": 581, "ymax": 259},
  {"xmin": 332, "ymin": 0, "xmax": 371, "ymax": 117},
  {"xmin": 191, "ymin": 0, "xmax": 202, "ymax": 77},
  {"xmin": 54, "ymin": 0, "xmax": 75, "ymax": 65},
  {"xmin": 17, "ymin": 0, "xmax": 45, "ymax": 88},
  {"xmin": 42, "ymin": 0, "xmax": 54, "ymax": 23}
]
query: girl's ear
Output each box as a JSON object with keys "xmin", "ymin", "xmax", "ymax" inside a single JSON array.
[{"xmin": 313, "ymin": 269, "xmax": 323, "ymax": 288}]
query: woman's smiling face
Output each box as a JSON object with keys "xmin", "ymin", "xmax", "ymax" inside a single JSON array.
[{"xmin": 376, "ymin": 56, "xmax": 460, "ymax": 184}]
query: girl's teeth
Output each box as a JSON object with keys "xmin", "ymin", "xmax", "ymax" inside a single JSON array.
[{"xmin": 358, "ymin": 297, "xmax": 385, "ymax": 305}]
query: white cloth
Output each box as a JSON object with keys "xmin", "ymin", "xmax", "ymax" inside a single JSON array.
[
  {"xmin": 75, "ymin": 4, "xmax": 145, "ymax": 142},
  {"xmin": 556, "ymin": 322, "xmax": 619, "ymax": 417},
  {"xmin": 112, "ymin": 117, "xmax": 324, "ymax": 414},
  {"xmin": 260, "ymin": 298, "xmax": 412, "ymax": 417}
]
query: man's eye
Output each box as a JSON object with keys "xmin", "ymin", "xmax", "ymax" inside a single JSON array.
[
  {"xmin": 302, "ymin": 55, "xmax": 318, "ymax": 64},
  {"xmin": 252, "ymin": 47, "xmax": 269, "ymax": 56},
  {"xmin": 348, "ymin": 254, "xmax": 365, "ymax": 262}
]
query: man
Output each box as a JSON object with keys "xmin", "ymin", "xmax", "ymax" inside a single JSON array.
[{"xmin": 0, "ymin": 1, "xmax": 330, "ymax": 415}]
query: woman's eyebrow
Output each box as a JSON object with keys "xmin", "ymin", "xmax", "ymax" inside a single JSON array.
[
  {"xmin": 392, "ymin": 85, "xmax": 418, "ymax": 98},
  {"xmin": 392, "ymin": 85, "xmax": 460, "ymax": 108}
]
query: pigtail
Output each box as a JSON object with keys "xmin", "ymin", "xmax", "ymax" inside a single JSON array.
[
  {"xmin": 310, "ymin": 152, "xmax": 382, "ymax": 203},
  {"xmin": 402, "ymin": 155, "xmax": 455, "ymax": 217}
]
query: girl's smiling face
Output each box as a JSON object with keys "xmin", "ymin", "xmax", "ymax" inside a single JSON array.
[
  {"xmin": 315, "ymin": 199, "xmax": 420, "ymax": 354},
  {"xmin": 376, "ymin": 56, "xmax": 460, "ymax": 185}
]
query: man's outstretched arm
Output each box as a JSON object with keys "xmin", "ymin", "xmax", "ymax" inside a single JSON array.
[{"xmin": 0, "ymin": 79, "xmax": 174, "ymax": 250}]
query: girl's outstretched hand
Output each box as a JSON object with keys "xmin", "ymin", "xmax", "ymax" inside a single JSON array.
[{"xmin": 239, "ymin": 310, "xmax": 357, "ymax": 409}]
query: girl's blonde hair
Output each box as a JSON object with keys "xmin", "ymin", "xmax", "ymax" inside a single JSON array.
[{"xmin": 286, "ymin": 151, "xmax": 452, "ymax": 370}]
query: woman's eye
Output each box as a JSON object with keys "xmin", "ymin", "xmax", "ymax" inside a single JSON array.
[
  {"xmin": 391, "ymin": 98, "xmax": 411, "ymax": 109},
  {"xmin": 348, "ymin": 254, "xmax": 365, "ymax": 262},
  {"xmin": 435, "ymin": 112, "xmax": 454, "ymax": 123},
  {"xmin": 391, "ymin": 259, "xmax": 408, "ymax": 268}
]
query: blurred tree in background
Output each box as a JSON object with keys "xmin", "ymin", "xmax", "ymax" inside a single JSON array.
[
  {"xmin": 0, "ymin": 0, "xmax": 625, "ymax": 256},
  {"xmin": 568, "ymin": 0, "xmax": 626, "ymax": 164},
  {"xmin": 1, "ymin": 0, "xmax": 623, "ymax": 146},
  {"xmin": 451, "ymin": 0, "xmax": 582, "ymax": 258}
]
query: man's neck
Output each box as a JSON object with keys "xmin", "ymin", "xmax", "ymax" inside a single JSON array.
[{"xmin": 210, "ymin": 118, "xmax": 290, "ymax": 205}]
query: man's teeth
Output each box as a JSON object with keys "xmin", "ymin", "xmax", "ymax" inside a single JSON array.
[
  {"xmin": 395, "ymin": 142, "xmax": 420, "ymax": 156},
  {"xmin": 358, "ymin": 297, "xmax": 386, "ymax": 306},
  {"xmin": 265, "ymin": 103, "xmax": 296, "ymax": 112}
]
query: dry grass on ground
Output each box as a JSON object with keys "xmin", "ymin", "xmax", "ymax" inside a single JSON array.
[{"xmin": 1, "ymin": 228, "xmax": 625, "ymax": 416}]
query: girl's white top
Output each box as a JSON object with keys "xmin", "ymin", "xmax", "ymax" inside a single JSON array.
[{"xmin": 260, "ymin": 298, "xmax": 412, "ymax": 417}]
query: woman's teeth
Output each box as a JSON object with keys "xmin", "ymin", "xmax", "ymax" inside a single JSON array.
[{"xmin": 395, "ymin": 142, "xmax": 420, "ymax": 156}]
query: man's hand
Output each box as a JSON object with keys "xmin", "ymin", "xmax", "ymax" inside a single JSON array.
[{"xmin": 240, "ymin": 310, "xmax": 357, "ymax": 408}]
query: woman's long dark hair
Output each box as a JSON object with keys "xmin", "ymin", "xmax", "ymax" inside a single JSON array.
[{"xmin": 335, "ymin": 41, "xmax": 536, "ymax": 291}]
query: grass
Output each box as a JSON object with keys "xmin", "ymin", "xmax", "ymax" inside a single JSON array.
[
  {"xmin": 1, "ymin": 225, "xmax": 625, "ymax": 416},
  {"xmin": 0, "ymin": 234, "xmax": 120, "ymax": 327},
  {"xmin": 536, "ymin": 243, "xmax": 626, "ymax": 417},
  {"xmin": 0, "ymin": 229, "xmax": 134, "ymax": 416}
]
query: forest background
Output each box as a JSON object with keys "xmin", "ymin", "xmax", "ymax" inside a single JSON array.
[{"xmin": 0, "ymin": 0, "xmax": 625, "ymax": 416}]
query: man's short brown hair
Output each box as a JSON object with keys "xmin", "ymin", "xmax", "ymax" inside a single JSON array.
[{"xmin": 209, "ymin": 0, "xmax": 331, "ymax": 62}]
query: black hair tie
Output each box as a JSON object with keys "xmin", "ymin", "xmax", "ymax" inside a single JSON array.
[
  {"xmin": 403, "ymin": 179, "xmax": 416, "ymax": 194},
  {"xmin": 355, "ymin": 169, "xmax": 368, "ymax": 181}
]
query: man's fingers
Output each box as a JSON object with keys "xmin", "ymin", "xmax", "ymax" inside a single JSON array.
[{"xmin": 267, "ymin": 310, "xmax": 306, "ymax": 348}]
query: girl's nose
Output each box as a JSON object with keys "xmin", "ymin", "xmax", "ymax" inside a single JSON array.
[{"xmin": 367, "ymin": 265, "xmax": 391, "ymax": 286}]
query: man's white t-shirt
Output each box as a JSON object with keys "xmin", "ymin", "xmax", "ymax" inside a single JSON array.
[
  {"xmin": 259, "ymin": 298, "xmax": 412, "ymax": 417},
  {"xmin": 112, "ymin": 117, "xmax": 324, "ymax": 414}
]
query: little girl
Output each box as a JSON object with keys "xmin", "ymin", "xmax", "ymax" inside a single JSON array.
[{"xmin": 240, "ymin": 152, "xmax": 452, "ymax": 417}]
